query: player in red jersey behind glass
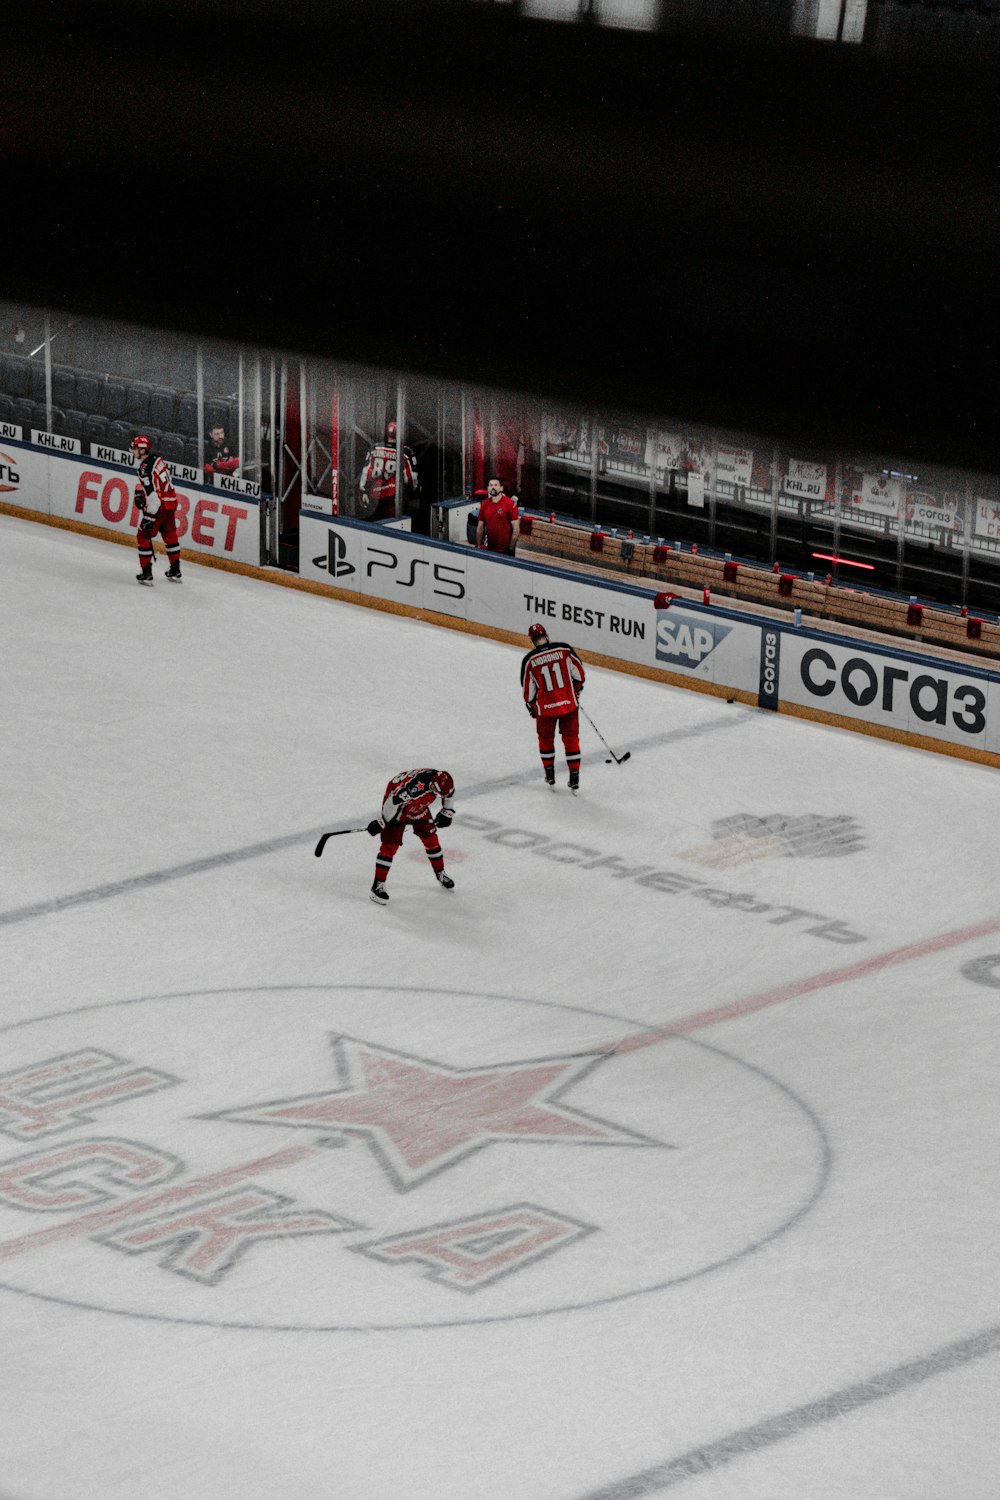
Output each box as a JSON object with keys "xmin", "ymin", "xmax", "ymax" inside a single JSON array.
[
  {"xmin": 367, "ymin": 768, "xmax": 456, "ymax": 905},
  {"xmin": 520, "ymin": 623, "xmax": 586, "ymax": 792}
]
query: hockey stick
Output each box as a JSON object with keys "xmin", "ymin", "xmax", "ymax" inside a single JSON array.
[
  {"xmin": 314, "ymin": 829, "xmax": 368, "ymax": 857},
  {"xmin": 579, "ymin": 705, "xmax": 631, "ymax": 764}
]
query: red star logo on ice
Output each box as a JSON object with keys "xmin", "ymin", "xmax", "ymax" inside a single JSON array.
[{"xmin": 211, "ymin": 1037, "xmax": 667, "ymax": 1191}]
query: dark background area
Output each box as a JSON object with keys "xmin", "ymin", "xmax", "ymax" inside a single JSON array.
[{"xmin": 3, "ymin": 0, "xmax": 997, "ymax": 474}]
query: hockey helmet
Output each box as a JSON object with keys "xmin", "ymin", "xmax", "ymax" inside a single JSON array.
[
  {"xmin": 528, "ymin": 623, "xmax": 549, "ymax": 645},
  {"xmin": 431, "ymin": 770, "xmax": 455, "ymax": 799},
  {"xmin": 131, "ymin": 434, "xmax": 152, "ymax": 457},
  {"xmin": 385, "ymin": 420, "xmax": 397, "ymax": 444}
]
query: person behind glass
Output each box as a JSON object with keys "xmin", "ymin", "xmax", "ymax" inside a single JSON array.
[
  {"xmin": 475, "ymin": 475, "xmax": 519, "ymax": 555},
  {"xmin": 358, "ymin": 420, "xmax": 419, "ymax": 522},
  {"xmin": 203, "ymin": 423, "xmax": 240, "ymax": 482},
  {"xmin": 132, "ymin": 434, "xmax": 182, "ymax": 584}
]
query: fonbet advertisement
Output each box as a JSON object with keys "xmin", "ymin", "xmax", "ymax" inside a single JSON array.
[{"xmin": 0, "ymin": 435, "xmax": 260, "ymax": 566}]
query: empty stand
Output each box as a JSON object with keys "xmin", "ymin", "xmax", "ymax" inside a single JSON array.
[
  {"xmin": 57, "ymin": 410, "xmax": 87, "ymax": 442},
  {"xmin": 52, "ymin": 366, "xmax": 77, "ymax": 411},
  {"xmin": 125, "ymin": 381, "xmax": 151, "ymax": 426},
  {"xmin": 100, "ymin": 379, "xmax": 128, "ymax": 423},
  {"xmin": 0, "ymin": 355, "xmax": 31, "ymax": 400},
  {"xmin": 149, "ymin": 386, "xmax": 178, "ymax": 430}
]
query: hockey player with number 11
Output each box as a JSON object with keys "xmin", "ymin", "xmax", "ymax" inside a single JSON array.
[
  {"xmin": 367, "ymin": 768, "xmax": 456, "ymax": 905},
  {"xmin": 521, "ymin": 623, "xmax": 586, "ymax": 791}
]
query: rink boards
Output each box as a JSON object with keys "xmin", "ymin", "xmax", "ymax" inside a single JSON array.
[
  {"xmin": 299, "ymin": 512, "xmax": 1000, "ymax": 766},
  {"xmin": 3, "ymin": 449, "xmax": 1000, "ymax": 765}
]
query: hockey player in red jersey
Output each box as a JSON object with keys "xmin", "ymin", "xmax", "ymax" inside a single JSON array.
[
  {"xmin": 132, "ymin": 434, "xmax": 182, "ymax": 584},
  {"xmin": 521, "ymin": 623, "xmax": 586, "ymax": 792},
  {"xmin": 357, "ymin": 420, "xmax": 419, "ymax": 522},
  {"xmin": 367, "ymin": 768, "xmax": 456, "ymax": 905}
]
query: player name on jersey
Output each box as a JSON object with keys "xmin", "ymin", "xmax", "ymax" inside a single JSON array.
[{"xmin": 32, "ymin": 429, "xmax": 81, "ymax": 454}]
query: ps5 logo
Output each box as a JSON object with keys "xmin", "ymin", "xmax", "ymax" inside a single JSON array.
[
  {"xmin": 366, "ymin": 546, "xmax": 466, "ymax": 600},
  {"xmin": 313, "ymin": 528, "xmax": 356, "ymax": 579}
]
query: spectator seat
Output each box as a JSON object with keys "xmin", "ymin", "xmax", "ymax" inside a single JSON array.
[
  {"xmin": 75, "ymin": 371, "xmax": 101, "ymax": 415},
  {"xmin": 149, "ymin": 386, "xmax": 178, "ymax": 430},
  {"xmin": 100, "ymin": 379, "xmax": 128, "ymax": 423},
  {"xmin": 0, "ymin": 355, "xmax": 31, "ymax": 400},
  {"xmin": 158, "ymin": 432, "xmax": 186, "ymax": 464},
  {"xmin": 176, "ymin": 393, "xmax": 200, "ymax": 436},
  {"xmin": 58, "ymin": 410, "xmax": 87, "ymax": 442},
  {"xmin": 125, "ymin": 381, "xmax": 152, "ymax": 427},
  {"xmin": 52, "ymin": 366, "xmax": 77, "ymax": 411},
  {"xmin": 31, "ymin": 403, "xmax": 64, "ymax": 434}
]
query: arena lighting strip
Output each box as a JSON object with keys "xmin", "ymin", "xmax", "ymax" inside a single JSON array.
[{"xmin": 810, "ymin": 552, "xmax": 875, "ymax": 570}]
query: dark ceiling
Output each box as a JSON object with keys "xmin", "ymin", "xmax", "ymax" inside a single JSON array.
[{"xmin": 3, "ymin": 0, "xmax": 997, "ymax": 471}]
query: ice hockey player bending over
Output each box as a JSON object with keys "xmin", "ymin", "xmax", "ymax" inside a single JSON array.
[{"xmin": 367, "ymin": 768, "xmax": 456, "ymax": 906}]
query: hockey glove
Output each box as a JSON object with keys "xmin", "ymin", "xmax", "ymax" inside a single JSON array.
[
  {"xmin": 366, "ymin": 820, "xmax": 383, "ymax": 837},
  {"xmin": 134, "ymin": 493, "xmax": 147, "ymax": 512},
  {"xmin": 526, "ymin": 702, "xmax": 538, "ymax": 718},
  {"xmin": 434, "ymin": 810, "xmax": 453, "ymax": 829},
  {"xmin": 139, "ymin": 515, "xmax": 157, "ymax": 535}
]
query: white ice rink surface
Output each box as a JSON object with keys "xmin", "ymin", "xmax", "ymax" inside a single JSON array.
[{"xmin": 2, "ymin": 513, "xmax": 1000, "ymax": 1500}]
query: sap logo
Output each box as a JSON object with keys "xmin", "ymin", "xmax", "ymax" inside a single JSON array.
[
  {"xmin": 312, "ymin": 528, "xmax": 356, "ymax": 579},
  {"xmin": 655, "ymin": 615, "xmax": 732, "ymax": 668}
]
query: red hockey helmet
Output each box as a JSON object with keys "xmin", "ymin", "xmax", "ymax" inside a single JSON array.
[
  {"xmin": 131, "ymin": 434, "xmax": 151, "ymax": 458},
  {"xmin": 431, "ymin": 770, "xmax": 454, "ymax": 798},
  {"xmin": 528, "ymin": 623, "xmax": 549, "ymax": 645}
]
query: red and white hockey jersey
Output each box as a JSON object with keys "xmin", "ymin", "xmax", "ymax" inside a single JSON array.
[
  {"xmin": 358, "ymin": 443, "xmax": 417, "ymax": 510},
  {"xmin": 134, "ymin": 454, "xmax": 179, "ymax": 517},
  {"xmin": 380, "ymin": 768, "xmax": 454, "ymax": 826},
  {"xmin": 521, "ymin": 641, "xmax": 585, "ymax": 717}
]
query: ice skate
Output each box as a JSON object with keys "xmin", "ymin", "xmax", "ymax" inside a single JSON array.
[
  {"xmin": 370, "ymin": 880, "xmax": 389, "ymax": 906},
  {"xmin": 568, "ymin": 770, "xmax": 580, "ymax": 796},
  {"xmin": 136, "ymin": 569, "xmax": 154, "ymax": 586},
  {"xmin": 436, "ymin": 871, "xmax": 455, "ymax": 890},
  {"xmin": 544, "ymin": 769, "xmax": 556, "ymax": 789},
  {"xmin": 165, "ymin": 565, "xmax": 183, "ymax": 582}
]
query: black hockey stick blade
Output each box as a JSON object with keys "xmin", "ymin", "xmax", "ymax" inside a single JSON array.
[{"xmin": 314, "ymin": 828, "xmax": 365, "ymax": 857}]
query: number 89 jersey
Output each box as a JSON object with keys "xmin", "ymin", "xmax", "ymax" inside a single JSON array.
[{"xmin": 521, "ymin": 641, "xmax": 585, "ymax": 718}]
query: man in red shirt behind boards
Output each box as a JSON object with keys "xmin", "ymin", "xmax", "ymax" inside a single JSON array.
[
  {"xmin": 520, "ymin": 623, "xmax": 586, "ymax": 793},
  {"xmin": 475, "ymin": 475, "xmax": 519, "ymax": 555}
]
